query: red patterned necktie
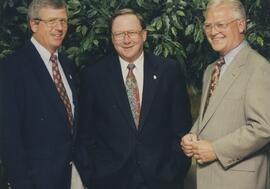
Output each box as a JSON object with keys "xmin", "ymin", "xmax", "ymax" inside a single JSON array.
[
  {"xmin": 203, "ymin": 57, "xmax": 225, "ymax": 115},
  {"xmin": 126, "ymin": 63, "xmax": 140, "ymax": 129},
  {"xmin": 50, "ymin": 54, "xmax": 73, "ymax": 127}
]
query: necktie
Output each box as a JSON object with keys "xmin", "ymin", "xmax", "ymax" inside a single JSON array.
[
  {"xmin": 203, "ymin": 57, "xmax": 225, "ymax": 115},
  {"xmin": 51, "ymin": 54, "xmax": 73, "ymax": 127},
  {"xmin": 126, "ymin": 63, "xmax": 140, "ymax": 128}
]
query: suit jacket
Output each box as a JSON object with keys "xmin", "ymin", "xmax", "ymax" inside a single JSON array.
[
  {"xmin": 191, "ymin": 44, "xmax": 270, "ymax": 189},
  {"xmin": 0, "ymin": 41, "xmax": 78, "ymax": 189},
  {"xmin": 77, "ymin": 52, "xmax": 192, "ymax": 189}
]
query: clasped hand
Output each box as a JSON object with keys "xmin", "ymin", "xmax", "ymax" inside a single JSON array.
[{"xmin": 180, "ymin": 133, "xmax": 217, "ymax": 164}]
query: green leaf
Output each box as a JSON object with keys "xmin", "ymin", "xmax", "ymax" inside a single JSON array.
[
  {"xmin": 185, "ymin": 24, "xmax": 194, "ymax": 36},
  {"xmin": 171, "ymin": 26, "xmax": 177, "ymax": 36},
  {"xmin": 16, "ymin": 6, "xmax": 27, "ymax": 14},
  {"xmin": 176, "ymin": 10, "xmax": 185, "ymax": 17},
  {"xmin": 163, "ymin": 45, "xmax": 169, "ymax": 57},
  {"xmin": 136, "ymin": 0, "xmax": 144, "ymax": 7},
  {"xmin": 154, "ymin": 44, "xmax": 163, "ymax": 56},
  {"xmin": 66, "ymin": 46, "xmax": 80, "ymax": 56},
  {"xmin": 146, "ymin": 25, "xmax": 156, "ymax": 32},
  {"xmin": 256, "ymin": 36, "xmax": 264, "ymax": 46},
  {"xmin": 93, "ymin": 39, "xmax": 99, "ymax": 46},
  {"xmin": 156, "ymin": 19, "xmax": 163, "ymax": 30},
  {"xmin": 81, "ymin": 25, "xmax": 88, "ymax": 36},
  {"xmin": 69, "ymin": 18, "xmax": 81, "ymax": 25}
]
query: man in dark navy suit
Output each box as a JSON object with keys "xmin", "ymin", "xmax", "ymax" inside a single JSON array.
[
  {"xmin": 0, "ymin": 0, "xmax": 83, "ymax": 188},
  {"xmin": 78, "ymin": 8, "xmax": 192, "ymax": 189}
]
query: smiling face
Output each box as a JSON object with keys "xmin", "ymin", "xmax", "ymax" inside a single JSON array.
[
  {"xmin": 30, "ymin": 7, "xmax": 68, "ymax": 54},
  {"xmin": 111, "ymin": 14, "xmax": 147, "ymax": 63},
  {"xmin": 204, "ymin": 4, "xmax": 246, "ymax": 56}
]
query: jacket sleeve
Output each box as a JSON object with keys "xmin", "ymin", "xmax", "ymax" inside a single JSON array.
[
  {"xmin": 170, "ymin": 62, "xmax": 192, "ymax": 176},
  {"xmin": 1, "ymin": 59, "xmax": 35, "ymax": 189}
]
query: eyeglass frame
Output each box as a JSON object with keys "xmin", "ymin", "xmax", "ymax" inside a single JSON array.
[
  {"xmin": 34, "ymin": 18, "xmax": 68, "ymax": 28},
  {"xmin": 203, "ymin": 19, "xmax": 240, "ymax": 33},
  {"xmin": 112, "ymin": 30, "xmax": 144, "ymax": 41}
]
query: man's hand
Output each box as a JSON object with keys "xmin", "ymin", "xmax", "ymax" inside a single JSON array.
[
  {"xmin": 192, "ymin": 140, "xmax": 217, "ymax": 164},
  {"xmin": 180, "ymin": 133, "xmax": 198, "ymax": 157}
]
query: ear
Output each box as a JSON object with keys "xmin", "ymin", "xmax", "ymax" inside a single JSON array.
[
  {"xmin": 142, "ymin": 29, "xmax": 147, "ymax": 42},
  {"xmin": 29, "ymin": 20, "xmax": 39, "ymax": 33},
  {"xmin": 237, "ymin": 19, "xmax": 246, "ymax": 33}
]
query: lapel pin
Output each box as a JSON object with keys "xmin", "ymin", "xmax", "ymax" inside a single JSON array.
[
  {"xmin": 69, "ymin": 75, "xmax": 72, "ymax": 79},
  {"xmin": 153, "ymin": 75, "xmax": 157, "ymax": 80}
]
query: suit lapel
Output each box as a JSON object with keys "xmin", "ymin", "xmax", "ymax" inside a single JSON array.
[
  {"xmin": 197, "ymin": 65, "xmax": 213, "ymax": 132},
  {"xmin": 59, "ymin": 54, "xmax": 78, "ymax": 135},
  {"xmin": 139, "ymin": 53, "xmax": 159, "ymax": 131},
  {"xmin": 107, "ymin": 54, "xmax": 137, "ymax": 131},
  {"xmin": 26, "ymin": 42, "xmax": 72, "ymax": 130},
  {"xmin": 199, "ymin": 45, "xmax": 252, "ymax": 133}
]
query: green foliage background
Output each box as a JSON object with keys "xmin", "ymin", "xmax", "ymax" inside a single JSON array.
[{"xmin": 0, "ymin": 0, "xmax": 270, "ymax": 187}]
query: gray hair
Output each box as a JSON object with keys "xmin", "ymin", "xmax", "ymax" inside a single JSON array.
[
  {"xmin": 110, "ymin": 8, "xmax": 146, "ymax": 31},
  {"xmin": 27, "ymin": 0, "xmax": 67, "ymax": 20},
  {"xmin": 204, "ymin": 0, "xmax": 246, "ymax": 20}
]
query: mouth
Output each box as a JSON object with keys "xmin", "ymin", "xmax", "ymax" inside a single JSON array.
[
  {"xmin": 120, "ymin": 46, "xmax": 132, "ymax": 51},
  {"xmin": 211, "ymin": 37, "xmax": 225, "ymax": 43},
  {"xmin": 52, "ymin": 33, "xmax": 64, "ymax": 40}
]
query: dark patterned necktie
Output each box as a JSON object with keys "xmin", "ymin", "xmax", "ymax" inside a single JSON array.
[
  {"xmin": 126, "ymin": 63, "xmax": 140, "ymax": 128},
  {"xmin": 203, "ymin": 57, "xmax": 225, "ymax": 115},
  {"xmin": 51, "ymin": 54, "xmax": 73, "ymax": 127}
]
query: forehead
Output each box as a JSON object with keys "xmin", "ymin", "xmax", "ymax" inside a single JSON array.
[
  {"xmin": 205, "ymin": 4, "xmax": 234, "ymax": 22},
  {"xmin": 112, "ymin": 14, "xmax": 142, "ymax": 31},
  {"xmin": 38, "ymin": 7, "xmax": 67, "ymax": 18}
]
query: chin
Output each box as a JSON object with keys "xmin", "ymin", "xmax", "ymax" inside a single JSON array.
[{"xmin": 211, "ymin": 44, "xmax": 224, "ymax": 52}]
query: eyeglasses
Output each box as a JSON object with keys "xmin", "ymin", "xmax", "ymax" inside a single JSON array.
[
  {"xmin": 35, "ymin": 18, "xmax": 68, "ymax": 28},
  {"xmin": 112, "ymin": 30, "xmax": 143, "ymax": 41},
  {"xmin": 203, "ymin": 19, "xmax": 239, "ymax": 33}
]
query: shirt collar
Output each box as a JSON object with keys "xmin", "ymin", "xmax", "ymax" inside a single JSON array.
[
  {"xmin": 31, "ymin": 36, "xmax": 59, "ymax": 66},
  {"xmin": 224, "ymin": 40, "xmax": 247, "ymax": 65},
  {"xmin": 119, "ymin": 52, "xmax": 144, "ymax": 72}
]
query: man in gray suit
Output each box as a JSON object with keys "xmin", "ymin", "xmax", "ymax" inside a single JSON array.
[{"xmin": 181, "ymin": 0, "xmax": 270, "ymax": 189}]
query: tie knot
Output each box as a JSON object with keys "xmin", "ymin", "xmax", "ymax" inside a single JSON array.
[
  {"xmin": 50, "ymin": 54, "xmax": 58, "ymax": 64},
  {"xmin": 216, "ymin": 57, "xmax": 225, "ymax": 67},
  {"xmin": 127, "ymin": 63, "xmax": 136, "ymax": 71}
]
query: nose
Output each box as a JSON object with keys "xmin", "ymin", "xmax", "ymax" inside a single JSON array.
[
  {"xmin": 210, "ymin": 24, "xmax": 219, "ymax": 35},
  {"xmin": 123, "ymin": 32, "xmax": 132, "ymax": 43},
  {"xmin": 54, "ymin": 20, "xmax": 65, "ymax": 30}
]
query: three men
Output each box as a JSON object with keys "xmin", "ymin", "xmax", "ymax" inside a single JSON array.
[
  {"xmin": 77, "ymin": 8, "xmax": 192, "ymax": 189},
  {"xmin": 181, "ymin": 0, "xmax": 270, "ymax": 189},
  {"xmin": 1, "ymin": 0, "xmax": 82, "ymax": 188}
]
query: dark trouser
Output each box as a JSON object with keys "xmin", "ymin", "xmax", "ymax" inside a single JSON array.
[
  {"xmin": 127, "ymin": 164, "xmax": 149, "ymax": 189},
  {"xmin": 91, "ymin": 159, "xmax": 148, "ymax": 189}
]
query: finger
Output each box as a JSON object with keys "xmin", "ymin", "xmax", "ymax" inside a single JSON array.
[
  {"xmin": 182, "ymin": 148, "xmax": 193, "ymax": 154},
  {"xmin": 193, "ymin": 154, "xmax": 200, "ymax": 160},
  {"xmin": 190, "ymin": 134, "xmax": 198, "ymax": 141},
  {"xmin": 197, "ymin": 159, "xmax": 203, "ymax": 164}
]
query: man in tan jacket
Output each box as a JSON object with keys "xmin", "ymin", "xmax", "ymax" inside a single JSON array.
[{"xmin": 181, "ymin": 0, "xmax": 270, "ymax": 189}]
